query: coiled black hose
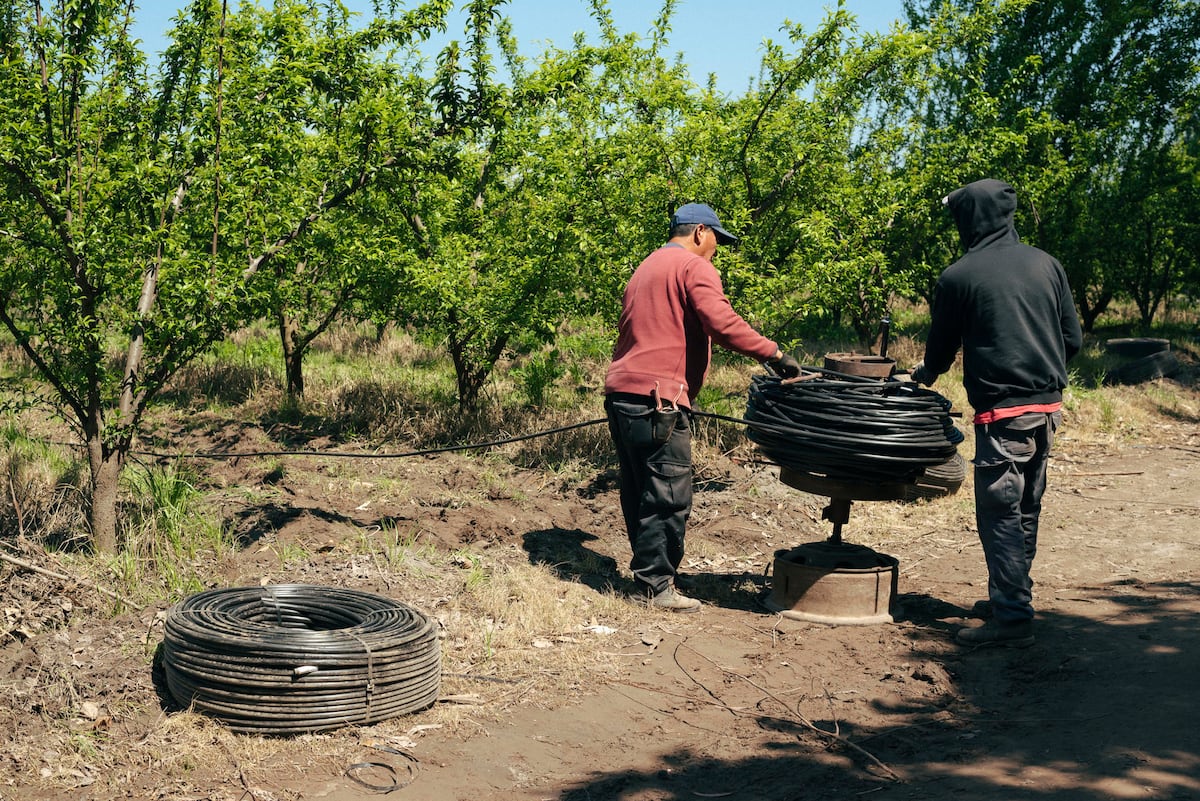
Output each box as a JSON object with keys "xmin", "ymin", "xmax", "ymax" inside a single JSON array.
[
  {"xmin": 162, "ymin": 584, "xmax": 441, "ymax": 735},
  {"xmin": 744, "ymin": 370, "xmax": 963, "ymax": 484}
]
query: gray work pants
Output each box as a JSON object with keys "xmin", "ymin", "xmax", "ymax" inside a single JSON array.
[
  {"xmin": 605, "ymin": 395, "xmax": 693, "ymax": 595},
  {"xmin": 973, "ymin": 411, "xmax": 1060, "ymax": 624}
]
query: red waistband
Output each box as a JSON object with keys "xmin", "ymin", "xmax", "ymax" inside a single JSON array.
[{"xmin": 973, "ymin": 402, "xmax": 1062, "ymax": 425}]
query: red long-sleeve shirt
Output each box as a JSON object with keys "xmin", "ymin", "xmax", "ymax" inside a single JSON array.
[{"xmin": 604, "ymin": 243, "xmax": 778, "ymax": 408}]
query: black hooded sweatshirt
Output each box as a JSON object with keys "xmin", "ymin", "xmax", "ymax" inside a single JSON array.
[{"xmin": 924, "ymin": 179, "xmax": 1083, "ymax": 415}]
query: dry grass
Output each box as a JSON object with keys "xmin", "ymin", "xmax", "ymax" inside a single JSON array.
[{"xmin": 0, "ymin": 427, "xmax": 88, "ymax": 547}]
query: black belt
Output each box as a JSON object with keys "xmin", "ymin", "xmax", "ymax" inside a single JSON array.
[{"xmin": 606, "ymin": 392, "xmax": 656, "ymax": 406}]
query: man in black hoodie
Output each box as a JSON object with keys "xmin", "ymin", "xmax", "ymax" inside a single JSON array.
[{"xmin": 912, "ymin": 178, "xmax": 1083, "ymax": 647}]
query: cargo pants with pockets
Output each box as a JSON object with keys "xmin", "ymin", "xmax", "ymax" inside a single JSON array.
[
  {"xmin": 973, "ymin": 410, "xmax": 1061, "ymax": 624},
  {"xmin": 604, "ymin": 394, "xmax": 693, "ymax": 595}
]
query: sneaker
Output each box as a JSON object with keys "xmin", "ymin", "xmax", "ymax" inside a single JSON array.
[
  {"xmin": 955, "ymin": 619, "xmax": 1034, "ymax": 648},
  {"xmin": 648, "ymin": 586, "xmax": 702, "ymax": 613},
  {"xmin": 970, "ymin": 599, "xmax": 993, "ymax": 619}
]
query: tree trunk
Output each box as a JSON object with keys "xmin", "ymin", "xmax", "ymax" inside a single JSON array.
[
  {"xmin": 86, "ymin": 435, "xmax": 123, "ymax": 553},
  {"xmin": 450, "ymin": 344, "xmax": 480, "ymax": 412},
  {"xmin": 279, "ymin": 312, "xmax": 305, "ymax": 398},
  {"xmin": 1078, "ymin": 288, "xmax": 1112, "ymax": 333}
]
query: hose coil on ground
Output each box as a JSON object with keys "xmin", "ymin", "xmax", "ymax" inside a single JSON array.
[
  {"xmin": 162, "ymin": 584, "xmax": 441, "ymax": 735},
  {"xmin": 745, "ymin": 371, "xmax": 963, "ymax": 484}
]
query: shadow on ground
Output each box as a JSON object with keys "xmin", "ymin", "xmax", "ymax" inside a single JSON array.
[{"xmin": 551, "ymin": 580, "xmax": 1200, "ymax": 801}]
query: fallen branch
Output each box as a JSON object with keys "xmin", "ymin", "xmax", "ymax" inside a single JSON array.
[{"xmin": 0, "ymin": 549, "xmax": 132, "ymax": 608}]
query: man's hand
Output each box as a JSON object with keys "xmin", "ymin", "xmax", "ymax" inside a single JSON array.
[
  {"xmin": 766, "ymin": 352, "xmax": 802, "ymax": 379},
  {"xmin": 909, "ymin": 361, "xmax": 935, "ymax": 386}
]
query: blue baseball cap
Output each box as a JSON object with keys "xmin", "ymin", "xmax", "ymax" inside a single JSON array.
[{"xmin": 670, "ymin": 203, "xmax": 739, "ymax": 245}]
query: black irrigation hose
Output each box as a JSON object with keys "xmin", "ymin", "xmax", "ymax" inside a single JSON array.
[
  {"xmin": 40, "ymin": 368, "xmax": 954, "ymax": 484},
  {"xmin": 131, "ymin": 417, "xmax": 610, "ymax": 461},
  {"xmin": 162, "ymin": 584, "xmax": 441, "ymax": 735},
  {"xmin": 742, "ymin": 370, "xmax": 963, "ymax": 484}
]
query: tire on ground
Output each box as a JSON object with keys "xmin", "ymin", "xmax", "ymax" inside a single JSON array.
[
  {"xmin": 1104, "ymin": 337, "xmax": 1171, "ymax": 358},
  {"xmin": 1106, "ymin": 351, "xmax": 1180, "ymax": 385},
  {"xmin": 903, "ymin": 452, "xmax": 966, "ymax": 502}
]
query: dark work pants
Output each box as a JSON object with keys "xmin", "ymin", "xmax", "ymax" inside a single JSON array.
[
  {"xmin": 605, "ymin": 395, "xmax": 693, "ymax": 595},
  {"xmin": 973, "ymin": 411, "xmax": 1060, "ymax": 625}
]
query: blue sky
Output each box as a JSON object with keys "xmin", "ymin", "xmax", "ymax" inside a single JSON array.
[{"xmin": 132, "ymin": 0, "xmax": 909, "ymax": 94}]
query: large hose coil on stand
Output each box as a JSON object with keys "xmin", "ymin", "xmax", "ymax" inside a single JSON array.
[
  {"xmin": 744, "ymin": 370, "xmax": 963, "ymax": 484},
  {"xmin": 746, "ymin": 369, "xmax": 965, "ymax": 624}
]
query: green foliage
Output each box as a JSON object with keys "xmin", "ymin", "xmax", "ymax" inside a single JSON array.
[
  {"xmin": 122, "ymin": 462, "xmax": 204, "ymax": 543},
  {"xmin": 113, "ymin": 460, "xmax": 229, "ymax": 598},
  {"xmin": 1, "ymin": 420, "xmax": 86, "ymax": 543},
  {"xmin": 897, "ymin": 0, "xmax": 1200, "ymax": 330},
  {"xmin": 217, "ymin": 0, "xmax": 457, "ymax": 399},
  {"xmin": 0, "ymin": 0, "xmax": 451, "ymax": 549},
  {"xmin": 356, "ymin": 521, "xmax": 437, "ymax": 575},
  {"xmin": 2, "ymin": 0, "xmax": 1198, "ymax": 551},
  {"xmin": 512, "ymin": 348, "xmax": 566, "ymax": 408},
  {"xmin": 373, "ymin": 0, "xmax": 691, "ymax": 410},
  {"xmin": 614, "ymin": 6, "xmax": 945, "ymax": 349}
]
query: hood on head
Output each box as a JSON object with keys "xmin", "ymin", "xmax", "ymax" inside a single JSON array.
[{"xmin": 943, "ymin": 178, "xmax": 1018, "ymax": 252}]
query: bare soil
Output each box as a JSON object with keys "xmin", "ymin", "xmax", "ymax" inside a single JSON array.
[{"xmin": 2, "ymin": 377, "xmax": 1199, "ymax": 801}]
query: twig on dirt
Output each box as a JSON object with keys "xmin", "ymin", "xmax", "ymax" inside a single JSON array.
[
  {"xmin": 674, "ymin": 641, "xmax": 901, "ymax": 782},
  {"xmin": 854, "ymin": 720, "xmax": 942, "ymax": 745},
  {"xmin": 442, "ymin": 672, "xmax": 523, "ymax": 684},
  {"xmin": 1061, "ymin": 470, "xmax": 1145, "ymax": 477},
  {"xmin": 223, "ymin": 740, "xmax": 274, "ymax": 801},
  {"xmin": 739, "ymin": 617, "xmax": 790, "ymax": 645},
  {"xmin": 600, "ymin": 646, "xmax": 658, "ymax": 657},
  {"xmin": 613, "ymin": 679, "xmax": 727, "ymax": 706},
  {"xmin": 7, "ymin": 473, "xmax": 24, "ymax": 539},
  {"xmin": 820, "ymin": 681, "xmax": 843, "ymax": 738},
  {"xmin": 438, "ymin": 693, "xmax": 484, "ymax": 705},
  {"xmin": 606, "ymin": 683, "xmax": 733, "ymax": 736},
  {"xmin": 1052, "ymin": 489, "xmax": 1200, "ymax": 510},
  {"xmin": 0, "ymin": 549, "xmax": 135, "ymax": 608}
]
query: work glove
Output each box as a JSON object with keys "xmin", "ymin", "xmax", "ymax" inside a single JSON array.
[
  {"xmin": 909, "ymin": 361, "xmax": 935, "ymax": 386},
  {"xmin": 766, "ymin": 352, "xmax": 802, "ymax": 379}
]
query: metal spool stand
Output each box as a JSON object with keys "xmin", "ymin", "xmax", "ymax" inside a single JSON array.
[{"xmin": 765, "ymin": 468, "xmax": 904, "ymax": 625}]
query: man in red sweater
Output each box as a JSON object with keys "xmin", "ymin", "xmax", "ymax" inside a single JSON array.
[{"xmin": 604, "ymin": 203, "xmax": 800, "ymax": 611}]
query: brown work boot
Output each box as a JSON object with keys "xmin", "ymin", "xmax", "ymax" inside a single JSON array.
[
  {"xmin": 955, "ymin": 619, "xmax": 1034, "ymax": 648},
  {"xmin": 648, "ymin": 586, "xmax": 701, "ymax": 613}
]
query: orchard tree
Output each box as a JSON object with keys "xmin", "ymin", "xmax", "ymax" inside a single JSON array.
[
  {"xmin": 657, "ymin": 8, "xmax": 933, "ymax": 348},
  {"xmin": 1102, "ymin": 142, "xmax": 1200, "ymax": 326},
  {"xmin": 213, "ymin": 0, "xmax": 454, "ymax": 399},
  {"xmin": 899, "ymin": 0, "xmax": 1200, "ymax": 328},
  {"xmin": 884, "ymin": 0, "xmax": 1077, "ymax": 306},
  {"xmin": 375, "ymin": 0, "xmax": 701, "ymax": 410},
  {"xmin": 270, "ymin": 210, "xmax": 387, "ymax": 398},
  {"xmin": 557, "ymin": 0, "xmax": 712, "ymax": 311},
  {"xmin": 0, "ymin": 0, "xmax": 450, "ymax": 551}
]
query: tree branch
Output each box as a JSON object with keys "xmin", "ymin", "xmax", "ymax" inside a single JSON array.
[
  {"xmin": 0, "ymin": 300, "xmax": 88, "ymax": 425},
  {"xmin": 242, "ymin": 155, "xmax": 399, "ymax": 282}
]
